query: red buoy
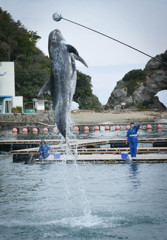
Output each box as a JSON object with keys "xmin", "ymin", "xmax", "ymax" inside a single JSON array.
[
  {"xmin": 53, "ymin": 127, "xmax": 58, "ymax": 134},
  {"xmin": 32, "ymin": 127, "xmax": 38, "ymax": 133},
  {"xmin": 84, "ymin": 126, "xmax": 90, "ymax": 132},
  {"xmin": 126, "ymin": 125, "xmax": 130, "ymax": 130},
  {"xmin": 146, "ymin": 124, "xmax": 152, "ymax": 130},
  {"xmin": 157, "ymin": 124, "xmax": 163, "ymax": 130},
  {"xmin": 74, "ymin": 126, "xmax": 80, "ymax": 132},
  {"xmin": 105, "ymin": 125, "xmax": 110, "ymax": 131},
  {"xmin": 12, "ymin": 127, "xmax": 18, "ymax": 134},
  {"xmin": 22, "ymin": 128, "xmax": 28, "ymax": 134},
  {"xmin": 94, "ymin": 126, "xmax": 100, "ymax": 131},
  {"xmin": 43, "ymin": 127, "xmax": 49, "ymax": 133},
  {"xmin": 115, "ymin": 125, "xmax": 121, "ymax": 131}
]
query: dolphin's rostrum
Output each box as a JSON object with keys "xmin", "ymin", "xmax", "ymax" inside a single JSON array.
[{"xmin": 38, "ymin": 29, "xmax": 88, "ymax": 138}]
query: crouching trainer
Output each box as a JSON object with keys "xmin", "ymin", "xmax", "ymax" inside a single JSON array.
[
  {"xmin": 39, "ymin": 139, "xmax": 50, "ymax": 160},
  {"xmin": 126, "ymin": 120, "xmax": 142, "ymax": 159}
]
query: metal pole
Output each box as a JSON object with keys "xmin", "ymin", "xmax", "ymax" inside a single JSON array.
[{"xmin": 61, "ymin": 16, "xmax": 167, "ymax": 67}]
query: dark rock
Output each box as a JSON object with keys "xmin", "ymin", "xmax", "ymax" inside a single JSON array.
[{"xmin": 107, "ymin": 50, "xmax": 167, "ymax": 110}]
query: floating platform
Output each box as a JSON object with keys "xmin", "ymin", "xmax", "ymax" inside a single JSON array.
[
  {"xmin": 1, "ymin": 138, "xmax": 167, "ymax": 149},
  {"xmin": 0, "ymin": 138, "xmax": 165, "ymax": 164},
  {"xmin": 9, "ymin": 138, "xmax": 167, "ymax": 155},
  {"xmin": 11, "ymin": 146, "xmax": 167, "ymax": 155},
  {"xmin": 34, "ymin": 154, "xmax": 167, "ymax": 164}
]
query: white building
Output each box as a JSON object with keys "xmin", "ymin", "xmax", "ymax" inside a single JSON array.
[
  {"xmin": 0, "ymin": 62, "xmax": 23, "ymax": 114},
  {"xmin": 32, "ymin": 98, "xmax": 48, "ymax": 111}
]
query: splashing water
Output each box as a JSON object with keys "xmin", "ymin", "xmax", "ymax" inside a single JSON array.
[{"xmin": 57, "ymin": 124, "xmax": 92, "ymax": 218}]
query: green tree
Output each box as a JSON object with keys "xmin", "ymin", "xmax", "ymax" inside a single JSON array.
[{"xmin": 74, "ymin": 71, "xmax": 103, "ymax": 111}]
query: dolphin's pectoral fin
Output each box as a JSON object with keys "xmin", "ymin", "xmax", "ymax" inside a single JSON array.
[
  {"xmin": 66, "ymin": 44, "xmax": 88, "ymax": 68},
  {"xmin": 73, "ymin": 54, "xmax": 88, "ymax": 68},
  {"xmin": 38, "ymin": 78, "xmax": 51, "ymax": 96}
]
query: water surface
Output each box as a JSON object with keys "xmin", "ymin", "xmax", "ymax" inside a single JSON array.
[{"xmin": 0, "ymin": 154, "xmax": 167, "ymax": 239}]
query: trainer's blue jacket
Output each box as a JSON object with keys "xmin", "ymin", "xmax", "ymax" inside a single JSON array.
[
  {"xmin": 126, "ymin": 125, "xmax": 140, "ymax": 142},
  {"xmin": 39, "ymin": 144, "xmax": 50, "ymax": 159}
]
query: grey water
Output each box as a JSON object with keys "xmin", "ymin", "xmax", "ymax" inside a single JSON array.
[
  {"xmin": 1, "ymin": 121, "xmax": 167, "ymax": 239},
  {"xmin": 0, "ymin": 154, "xmax": 167, "ymax": 240}
]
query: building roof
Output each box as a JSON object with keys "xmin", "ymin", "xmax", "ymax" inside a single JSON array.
[
  {"xmin": 32, "ymin": 98, "xmax": 48, "ymax": 102},
  {"xmin": 0, "ymin": 95, "xmax": 12, "ymax": 98}
]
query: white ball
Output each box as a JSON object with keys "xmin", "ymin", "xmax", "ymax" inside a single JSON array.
[{"xmin": 52, "ymin": 12, "xmax": 62, "ymax": 22}]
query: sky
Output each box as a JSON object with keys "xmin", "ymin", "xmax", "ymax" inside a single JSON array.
[{"xmin": 1, "ymin": 0, "xmax": 167, "ymax": 106}]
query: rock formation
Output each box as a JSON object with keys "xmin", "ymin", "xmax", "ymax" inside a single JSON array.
[{"xmin": 107, "ymin": 50, "xmax": 167, "ymax": 110}]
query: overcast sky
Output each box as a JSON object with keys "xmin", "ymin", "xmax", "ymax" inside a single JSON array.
[{"xmin": 1, "ymin": 0, "xmax": 167, "ymax": 106}]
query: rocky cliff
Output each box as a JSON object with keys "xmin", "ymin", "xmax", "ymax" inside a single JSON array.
[{"xmin": 107, "ymin": 50, "xmax": 167, "ymax": 110}]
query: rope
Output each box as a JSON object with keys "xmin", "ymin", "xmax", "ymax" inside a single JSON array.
[{"xmin": 62, "ymin": 17, "xmax": 167, "ymax": 67}]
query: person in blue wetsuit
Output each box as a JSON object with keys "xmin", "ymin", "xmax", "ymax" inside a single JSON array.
[
  {"xmin": 126, "ymin": 120, "xmax": 142, "ymax": 159},
  {"xmin": 39, "ymin": 140, "xmax": 50, "ymax": 160}
]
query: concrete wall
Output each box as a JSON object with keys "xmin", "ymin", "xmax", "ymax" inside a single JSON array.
[{"xmin": 0, "ymin": 112, "xmax": 55, "ymax": 129}]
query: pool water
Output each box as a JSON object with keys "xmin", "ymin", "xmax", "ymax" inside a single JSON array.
[{"xmin": 0, "ymin": 154, "xmax": 167, "ymax": 239}]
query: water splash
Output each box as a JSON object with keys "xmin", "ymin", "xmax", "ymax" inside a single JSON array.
[
  {"xmin": 51, "ymin": 117, "xmax": 92, "ymax": 219},
  {"xmin": 63, "ymin": 132, "xmax": 91, "ymax": 217}
]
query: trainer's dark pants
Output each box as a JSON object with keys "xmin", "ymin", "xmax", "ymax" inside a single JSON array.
[{"xmin": 129, "ymin": 137, "xmax": 138, "ymax": 158}]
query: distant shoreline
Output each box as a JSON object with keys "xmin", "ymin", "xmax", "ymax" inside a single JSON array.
[
  {"xmin": 72, "ymin": 110, "xmax": 167, "ymax": 125},
  {"xmin": 0, "ymin": 110, "xmax": 166, "ymax": 130}
]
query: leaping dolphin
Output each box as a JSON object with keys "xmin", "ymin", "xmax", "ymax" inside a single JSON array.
[{"xmin": 38, "ymin": 29, "xmax": 88, "ymax": 138}]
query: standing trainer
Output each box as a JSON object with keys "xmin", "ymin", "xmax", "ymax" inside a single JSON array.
[{"xmin": 126, "ymin": 120, "xmax": 142, "ymax": 160}]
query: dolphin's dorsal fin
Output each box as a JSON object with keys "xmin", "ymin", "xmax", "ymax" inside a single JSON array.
[
  {"xmin": 66, "ymin": 44, "xmax": 88, "ymax": 68},
  {"xmin": 38, "ymin": 78, "xmax": 51, "ymax": 96},
  {"xmin": 66, "ymin": 44, "xmax": 79, "ymax": 56}
]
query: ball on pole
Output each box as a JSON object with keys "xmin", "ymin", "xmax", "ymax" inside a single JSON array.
[{"xmin": 52, "ymin": 12, "xmax": 62, "ymax": 22}]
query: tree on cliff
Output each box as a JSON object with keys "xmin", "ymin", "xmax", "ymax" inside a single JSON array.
[
  {"xmin": 107, "ymin": 50, "xmax": 167, "ymax": 110},
  {"xmin": 0, "ymin": 8, "xmax": 102, "ymax": 111},
  {"xmin": 73, "ymin": 71, "xmax": 103, "ymax": 111}
]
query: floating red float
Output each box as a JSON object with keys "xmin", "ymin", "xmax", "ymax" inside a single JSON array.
[
  {"xmin": 125, "ymin": 125, "xmax": 130, "ymax": 130},
  {"xmin": 105, "ymin": 125, "xmax": 110, "ymax": 131},
  {"xmin": 43, "ymin": 127, "xmax": 49, "ymax": 133},
  {"xmin": 146, "ymin": 124, "xmax": 152, "ymax": 130},
  {"xmin": 32, "ymin": 127, "xmax": 38, "ymax": 133},
  {"xmin": 12, "ymin": 127, "xmax": 18, "ymax": 134},
  {"xmin": 53, "ymin": 127, "xmax": 58, "ymax": 134},
  {"xmin": 115, "ymin": 125, "xmax": 121, "ymax": 130},
  {"xmin": 74, "ymin": 126, "xmax": 80, "ymax": 132},
  {"xmin": 157, "ymin": 124, "xmax": 163, "ymax": 130},
  {"xmin": 84, "ymin": 126, "xmax": 90, "ymax": 132},
  {"xmin": 22, "ymin": 127, "xmax": 28, "ymax": 134},
  {"xmin": 94, "ymin": 126, "xmax": 100, "ymax": 131}
]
